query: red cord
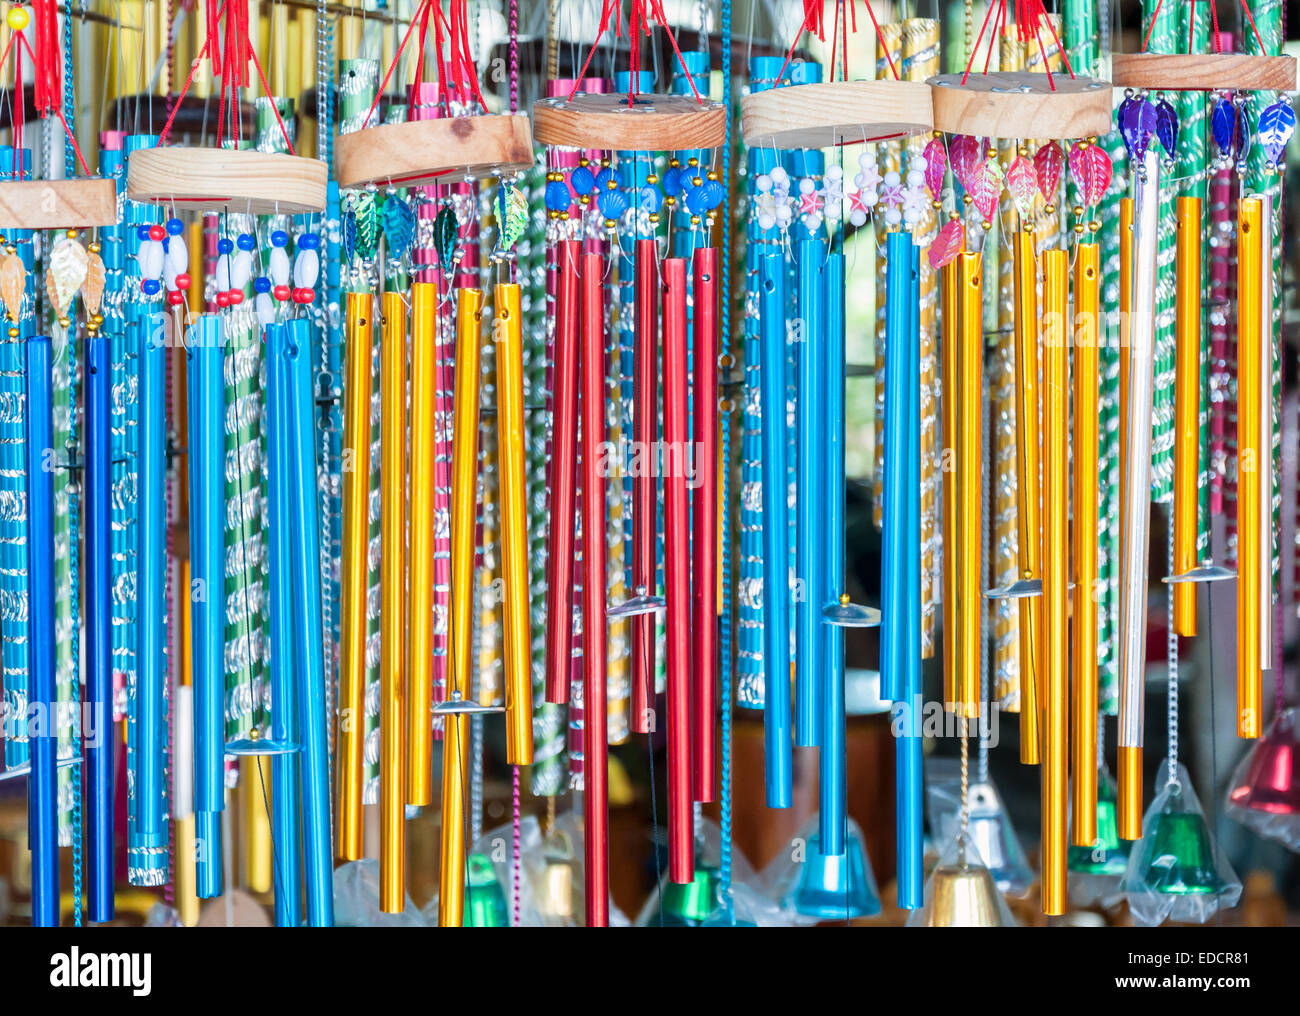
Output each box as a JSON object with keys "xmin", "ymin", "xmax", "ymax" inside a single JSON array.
[
  {"xmin": 157, "ymin": 35, "xmax": 213, "ymax": 146},
  {"xmin": 1140, "ymin": 0, "xmax": 1164, "ymax": 52},
  {"xmin": 962, "ymin": 0, "xmax": 999, "ymax": 84},
  {"xmin": 1239, "ymin": 0, "xmax": 1270, "ymax": 55},
  {"xmin": 363, "ymin": 0, "xmax": 434, "ymax": 128}
]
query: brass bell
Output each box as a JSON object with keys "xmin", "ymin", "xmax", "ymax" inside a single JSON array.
[
  {"xmin": 914, "ymin": 861, "xmax": 1015, "ymax": 927},
  {"xmin": 540, "ymin": 846, "xmax": 576, "ymax": 921}
]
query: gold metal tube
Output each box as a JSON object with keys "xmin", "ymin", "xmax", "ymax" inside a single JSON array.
[
  {"xmin": 439, "ymin": 287, "xmax": 485, "ymax": 926},
  {"xmin": 1237, "ymin": 198, "xmax": 1262, "ymax": 740},
  {"xmin": 1071, "ymin": 243, "xmax": 1100, "ymax": 847},
  {"xmin": 1173, "ymin": 197, "xmax": 1201, "ymax": 636},
  {"xmin": 241, "ymin": 756, "xmax": 272, "ymax": 893},
  {"xmin": 495, "ymin": 283, "xmax": 534, "ymax": 765},
  {"xmin": 407, "ymin": 282, "xmax": 437, "ymax": 805},
  {"xmin": 1012, "ymin": 230, "xmax": 1041, "ymax": 764},
  {"xmin": 337, "ymin": 292, "xmax": 373, "ymax": 861},
  {"xmin": 1040, "ymin": 248, "xmax": 1069, "ymax": 916},
  {"xmin": 941, "ymin": 257, "xmax": 960, "ymax": 710},
  {"xmin": 957, "ymin": 252, "xmax": 982, "ymax": 719},
  {"xmin": 1118, "ymin": 745, "xmax": 1142, "ymax": 840},
  {"xmin": 380, "ymin": 291, "xmax": 408, "ymax": 913}
]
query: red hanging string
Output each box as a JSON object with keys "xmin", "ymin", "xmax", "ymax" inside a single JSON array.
[
  {"xmin": 13, "ymin": 40, "xmax": 23, "ymax": 180},
  {"xmin": 983, "ymin": 0, "xmax": 1006, "ymax": 74},
  {"xmin": 1239, "ymin": 0, "xmax": 1270, "ymax": 55},
  {"xmin": 777, "ymin": 0, "xmax": 896, "ymax": 84},
  {"xmin": 568, "ymin": 0, "xmax": 708, "ymax": 102},
  {"xmin": 962, "ymin": 0, "xmax": 999, "ymax": 83},
  {"xmin": 364, "ymin": 0, "xmax": 436, "ymax": 127},
  {"xmin": 1210, "ymin": 0, "xmax": 1223, "ymax": 52}
]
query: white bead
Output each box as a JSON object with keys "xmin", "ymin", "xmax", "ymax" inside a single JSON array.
[
  {"xmin": 164, "ymin": 235, "xmax": 188, "ymax": 276},
  {"xmin": 215, "ymin": 253, "xmax": 231, "ymax": 292},
  {"xmin": 256, "ymin": 291, "xmax": 276, "ymax": 329},
  {"xmin": 884, "ymin": 170, "xmax": 901, "ymax": 187},
  {"xmin": 269, "ymin": 246, "xmax": 291, "ymax": 286},
  {"xmin": 770, "ymin": 166, "xmax": 789, "ymax": 184},
  {"xmin": 755, "ymin": 174, "xmax": 772, "ymax": 192},
  {"xmin": 863, "ymin": 189, "xmax": 879, "ymax": 207},
  {"xmin": 826, "ymin": 165, "xmax": 843, "ymax": 180},
  {"xmin": 849, "ymin": 209, "xmax": 867, "ymax": 227},
  {"xmin": 799, "ymin": 177, "xmax": 814, "ymax": 194},
  {"xmin": 231, "ymin": 250, "xmax": 253, "ymax": 291},
  {"xmin": 912, "ymin": 155, "xmax": 928, "ymax": 172},
  {"xmin": 139, "ymin": 239, "xmax": 164, "ymax": 281},
  {"xmin": 294, "ymin": 248, "xmax": 320, "ymax": 289},
  {"xmin": 906, "ymin": 169, "xmax": 926, "ymax": 188},
  {"xmin": 758, "ymin": 213, "xmax": 776, "ymax": 230},
  {"xmin": 858, "ymin": 152, "xmax": 874, "ymax": 170},
  {"xmin": 884, "ymin": 207, "xmax": 902, "ymax": 225}
]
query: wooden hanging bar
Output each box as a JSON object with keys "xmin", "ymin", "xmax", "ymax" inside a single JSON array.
[
  {"xmin": 334, "ymin": 112, "xmax": 534, "ymax": 189},
  {"xmin": 534, "ymin": 92, "xmax": 727, "ymax": 151},
  {"xmin": 1111, "ymin": 52, "xmax": 1296, "ymax": 91},
  {"xmin": 0, "ymin": 178, "xmax": 118, "ymax": 229},
  {"xmin": 928, "ymin": 71, "xmax": 1111, "ymax": 140},
  {"xmin": 740, "ymin": 79, "xmax": 934, "ymax": 148},
  {"xmin": 127, "ymin": 147, "xmax": 328, "ymax": 215}
]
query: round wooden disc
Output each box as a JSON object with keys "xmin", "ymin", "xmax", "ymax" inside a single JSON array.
[
  {"xmin": 1111, "ymin": 52, "xmax": 1296, "ymax": 92},
  {"xmin": 127, "ymin": 147, "xmax": 328, "ymax": 214},
  {"xmin": 0, "ymin": 178, "xmax": 118, "ymax": 229},
  {"xmin": 741, "ymin": 80, "xmax": 934, "ymax": 148},
  {"xmin": 928, "ymin": 72, "xmax": 1112, "ymax": 140},
  {"xmin": 533, "ymin": 92, "xmax": 727, "ymax": 151},
  {"xmin": 335, "ymin": 113, "xmax": 533, "ymax": 189}
]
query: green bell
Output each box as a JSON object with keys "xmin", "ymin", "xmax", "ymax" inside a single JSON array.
[
  {"xmin": 1069, "ymin": 772, "xmax": 1131, "ymax": 876},
  {"xmin": 464, "ymin": 852, "xmax": 509, "ymax": 926},
  {"xmin": 1131, "ymin": 809, "xmax": 1223, "ymax": 896},
  {"xmin": 659, "ymin": 865, "xmax": 721, "ymax": 926}
]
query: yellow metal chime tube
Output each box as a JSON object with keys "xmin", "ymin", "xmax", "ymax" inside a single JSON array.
[
  {"xmin": 1040, "ymin": 248, "xmax": 1069, "ymax": 916},
  {"xmin": 1173, "ymin": 198, "xmax": 1201, "ymax": 636},
  {"xmin": 495, "ymin": 283, "xmax": 534, "ymax": 765},
  {"xmin": 337, "ymin": 292, "xmax": 373, "ymax": 862},
  {"xmin": 1071, "ymin": 243, "xmax": 1100, "ymax": 847},
  {"xmin": 1237, "ymin": 198, "xmax": 1263, "ymax": 740},
  {"xmin": 1012, "ymin": 231, "xmax": 1042, "ymax": 764},
  {"xmin": 380, "ymin": 291, "xmax": 408, "ymax": 913},
  {"xmin": 941, "ymin": 257, "xmax": 960, "ymax": 709},
  {"xmin": 957, "ymin": 252, "xmax": 982, "ymax": 718},
  {"xmin": 407, "ymin": 282, "xmax": 438, "ymax": 805},
  {"xmin": 440, "ymin": 287, "xmax": 486, "ymax": 926}
]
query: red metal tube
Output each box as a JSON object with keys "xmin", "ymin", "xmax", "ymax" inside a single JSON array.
[
  {"xmin": 691, "ymin": 247, "xmax": 718, "ymax": 803},
  {"xmin": 581, "ymin": 251, "xmax": 610, "ymax": 926},
  {"xmin": 662, "ymin": 256, "xmax": 694, "ymax": 884},
  {"xmin": 545, "ymin": 239, "xmax": 582, "ymax": 704},
  {"xmin": 631, "ymin": 237, "xmax": 658, "ymax": 735}
]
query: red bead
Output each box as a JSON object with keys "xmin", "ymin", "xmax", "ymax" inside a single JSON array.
[
  {"xmin": 176, "ymin": 272, "xmax": 192, "ymax": 290},
  {"xmin": 148, "ymin": 225, "xmax": 166, "ymax": 241},
  {"xmin": 216, "ymin": 292, "xmax": 231, "ymax": 308},
  {"xmin": 167, "ymin": 290, "xmax": 186, "ymax": 306},
  {"xmin": 227, "ymin": 290, "xmax": 244, "ymax": 305},
  {"xmin": 293, "ymin": 287, "xmax": 315, "ymax": 305},
  {"xmin": 273, "ymin": 285, "xmax": 291, "ymax": 301}
]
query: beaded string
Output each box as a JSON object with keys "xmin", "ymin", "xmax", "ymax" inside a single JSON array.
[{"xmin": 508, "ymin": 0, "xmax": 522, "ymax": 927}]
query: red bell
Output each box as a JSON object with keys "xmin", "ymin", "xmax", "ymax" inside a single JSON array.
[{"xmin": 1229, "ymin": 708, "xmax": 1300, "ymax": 815}]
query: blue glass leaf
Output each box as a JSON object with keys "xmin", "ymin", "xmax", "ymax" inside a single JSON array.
[
  {"xmin": 434, "ymin": 203, "xmax": 458, "ymax": 270},
  {"xmin": 1119, "ymin": 96, "xmax": 1158, "ymax": 161},
  {"xmin": 1258, "ymin": 100, "xmax": 1296, "ymax": 168},
  {"xmin": 1154, "ymin": 98, "xmax": 1178, "ymax": 159},
  {"xmin": 342, "ymin": 208, "xmax": 356, "ymax": 263},
  {"xmin": 382, "ymin": 195, "xmax": 416, "ymax": 262},
  {"xmin": 1212, "ymin": 97, "xmax": 1236, "ymax": 156},
  {"xmin": 1235, "ymin": 102, "xmax": 1252, "ymax": 162}
]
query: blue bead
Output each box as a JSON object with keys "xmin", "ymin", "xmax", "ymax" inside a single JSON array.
[
  {"xmin": 544, "ymin": 180, "xmax": 571, "ymax": 212},
  {"xmin": 570, "ymin": 165, "xmax": 596, "ymax": 195},
  {"xmin": 594, "ymin": 167, "xmax": 618, "ymax": 193},
  {"xmin": 237, "ymin": 233, "xmax": 256, "ymax": 251},
  {"xmin": 136, "ymin": 225, "xmax": 153, "ymax": 241},
  {"xmin": 701, "ymin": 179, "xmax": 724, "ymax": 211},
  {"xmin": 166, "ymin": 218, "xmax": 184, "ymax": 235},
  {"xmin": 141, "ymin": 278, "xmax": 161, "ymax": 296},
  {"xmin": 254, "ymin": 276, "xmax": 272, "ymax": 294},
  {"xmin": 685, "ymin": 186, "xmax": 708, "ymax": 215},
  {"xmin": 662, "ymin": 166, "xmax": 682, "ymax": 196},
  {"xmin": 597, "ymin": 189, "xmax": 628, "ymax": 220},
  {"xmin": 217, "ymin": 238, "xmax": 234, "ymax": 254},
  {"xmin": 298, "ymin": 232, "xmax": 320, "ymax": 250},
  {"xmin": 271, "ymin": 230, "xmax": 289, "ymax": 247}
]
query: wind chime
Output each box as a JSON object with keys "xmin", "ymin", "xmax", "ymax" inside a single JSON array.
[
  {"xmin": 1110, "ymin": 0, "xmax": 1294, "ymax": 924},
  {"xmin": 0, "ymin": 0, "xmax": 115, "ymax": 928},
  {"xmin": 533, "ymin": 0, "xmax": 726, "ymax": 927},
  {"xmin": 926, "ymin": 0, "xmax": 1112, "ymax": 920},
  {"xmin": 331, "ymin": 0, "xmax": 534, "ymax": 923},
  {"xmin": 125, "ymin": 0, "xmax": 333, "ymax": 926}
]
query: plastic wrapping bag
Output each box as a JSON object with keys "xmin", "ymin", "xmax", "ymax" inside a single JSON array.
[
  {"xmin": 906, "ymin": 833, "xmax": 1019, "ymax": 927},
  {"xmin": 1068, "ymin": 763, "xmax": 1131, "ymax": 909},
  {"xmin": 1122, "ymin": 761, "xmax": 1242, "ymax": 927},
  {"xmin": 761, "ymin": 815, "xmax": 881, "ymax": 925},
  {"xmin": 925, "ymin": 758, "xmax": 1033, "ymax": 895},
  {"xmin": 1226, "ymin": 707, "xmax": 1300, "ymax": 851},
  {"xmin": 334, "ymin": 858, "xmax": 428, "ymax": 927}
]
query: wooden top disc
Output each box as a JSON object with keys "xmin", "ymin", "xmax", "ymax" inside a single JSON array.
[
  {"xmin": 335, "ymin": 113, "xmax": 534, "ymax": 189},
  {"xmin": 741, "ymin": 79, "xmax": 934, "ymax": 148},
  {"xmin": 0, "ymin": 178, "xmax": 118, "ymax": 229},
  {"xmin": 127, "ymin": 147, "xmax": 328, "ymax": 214},
  {"xmin": 1111, "ymin": 52, "xmax": 1297, "ymax": 91},
  {"xmin": 533, "ymin": 92, "xmax": 727, "ymax": 151},
  {"xmin": 928, "ymin": 72, "xmax": 1112, "ymax": 140}
]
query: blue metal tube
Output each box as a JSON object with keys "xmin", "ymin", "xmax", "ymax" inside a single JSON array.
[
  {"xmin": 25, "ymin": 335, "xmax": 58, "ymax": 926},
  {"xmin": 794, "ymin": 233, "xmax": 826, "ymax": 747},
  {"xmin": 881, "ymin": 233, "xmax": 910, "ymax": 704},
  {"xmin": 136, "ymin": 315, "xmax": 167, "ymax": 846},
  {"xmin": 188, "ymin": 316, "xmax": 225, "ymax": 898},
  {"xmin": 896, "ymin": 240, "xmax": 924, "ymax": 910},
  {"xmin": 85, "ymin": 329, "xmax": 114, "ymax": 922},
  {"xmin": 759, "ymin": 252, "xmax": 792, "ymax": 808},
  {"xmin": 819, "ymin": 251, "xmax": 847, "ymax": 855},
  {"xmin": 284, "ymin": 319, "xmax": 334, "ymax": 926},
  {"xmin": 265, "ymin": 322, "xmax": 303, "ymax": 926}
]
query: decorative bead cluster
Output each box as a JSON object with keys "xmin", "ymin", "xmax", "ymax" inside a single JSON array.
[
  {"xmin": 545, "ymin": 154, "xmax": 724, "ymax": 231},
  {"xmin": 137, "ymin": 218, "xmax": 191, "ymax": 305}
]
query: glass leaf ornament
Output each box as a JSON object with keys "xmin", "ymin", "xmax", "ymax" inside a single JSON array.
[
  {"xmin": 382, "ymin": 193, "xmax": 416, "ymax": 263},
  {"xmin": 80, "ymin": 247, "xmax": 106, "ymax": 318},
  {"xmin": 1118, "ymin": 95, "xmax": 1158, "ymax": 162},
  {"xmin": 922, "ymin": 137, "xmax": 947, "ymax": 200},
  {"xmin": 1235, "ymin": 102, "xmax": 1252, "ymax": 162},
  {"xmin": 1123, "ymin": 762, "xmax": 1242, "ymax": 926},
  {"xmin": 1226, "ymin": 707, "xmax": 1300, "ymax": 850},
  {"xmin": 493, "ymin": 184, "xmax": 528, "ymax": 259},
  {"xmin": 341, "ymin": 207, "xmax": 357, "ymax": 263},
  {"xmin": 1005, "ymin": 156, "xmax": 1038, "ymax": 220},
  {"xmin": 0, "ymin": 251, "xmax": 25, "ymax": 322},
  {"xmin": 434, "ymin": 202, "xmax": 459, "ymax": 271},
  {"xmin": 967, "ymin": 158, "xmax": 1001, "ymax": 223},
  {"xmin": 948, "ymin": 134, "xmax": 982, "ymax": 192},
  {"xmin": 1154, "ymin": 97, "xmax": 1179, "ymax": 159},
  {"xmin": 1068, "ymin": 142, "xmax": 1112, "ymax": 209},
  {"xmin": 351, "ymin": 189, "xmax": 380, "ymax": 261},
  {"xmin": 46, "ymin": 236, "xmax": 88, "ymax": 321},
  {"xmin": 929, "ymin": 218, "xmax": 963, "ymax": 269},
  {"xmin": 1257, "ymin": 100, "xmax": 1295, "ymax": 169},
  {"xmin": 1033, "ymin": 141, "xmax": 1064, "ymax": 203}
]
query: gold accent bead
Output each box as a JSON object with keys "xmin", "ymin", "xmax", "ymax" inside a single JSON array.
[
  {"xmin": 1072, "ymin": 205, "xmax": 1084, "ymax": 217},
  {"xmin": 1044, "ymin": 203, "xmax": 1055, "ymax": 214}
]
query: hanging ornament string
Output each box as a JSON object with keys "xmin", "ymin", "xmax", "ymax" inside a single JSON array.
[
  {"xmin": 778, "ymin": 0, "xmax": 897, "ymax": 84},
  {"xmin": 963, "ymin": 0, "xmax": 1074, "ymax": 88},
  {"xmin": 567, "ymin": 0, "xmax": 706, "ymax": 104},
  {"xmin": 4, "ymin": 4, "xmax": 90, "ymax": 177}
]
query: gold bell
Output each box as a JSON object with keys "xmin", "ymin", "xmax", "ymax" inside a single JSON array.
[
  {"xmin": 540, "ymin": 848, "xmax": 576, "ymax": 921},
  {"xmin": 913, "ymin": 862, "xmax": 1015, "ymax": 927}
]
